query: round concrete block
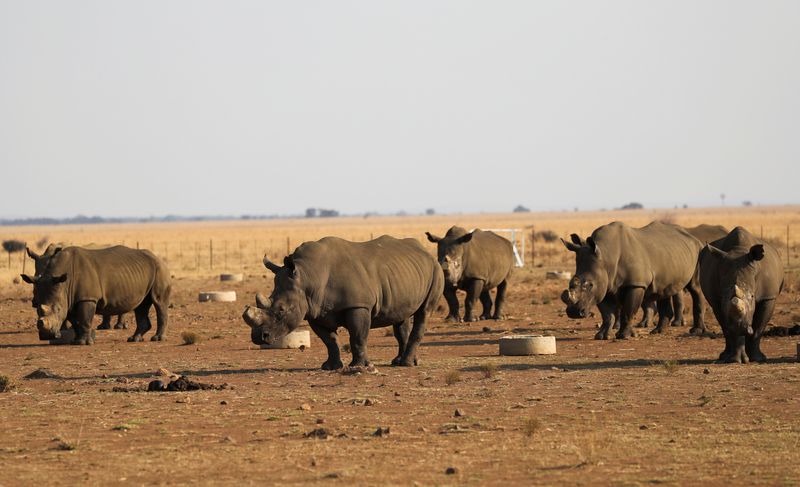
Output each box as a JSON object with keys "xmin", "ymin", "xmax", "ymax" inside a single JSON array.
[
  {"xmin": 260, "ymin": 330, "xmax": 311, "ymax": 350},
  {"xmin": 219, "ymin": 273, "xmax": 244, "ymax": 282},
  {"xmin": 499, "ymin": 335, "xmax": 556, "ymax": 356},
  {"xmin": 199, "ymin": 291, "xmax": 237, "ymax": 302}
]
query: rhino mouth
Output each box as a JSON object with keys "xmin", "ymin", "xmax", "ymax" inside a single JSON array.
[
  {"xmin": 37, "ymin": 324, "xmax": 60, "ymax": 341},
  {"xmin": 565, "ymin": 305, "xmax": 588, "ymax": 319}
]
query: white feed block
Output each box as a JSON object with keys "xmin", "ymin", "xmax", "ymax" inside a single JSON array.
[
  {"xmin": 499, "ymin": 335, "xmax": 556, "ymax": 356},
  {"xmin": 260, "ymin": 330, "xmax": 311, "ymax": 350},
  {"xmin": 219, "ymin": 273, "xmax": 244, "ymax": 282},
  {"xmin": 198, "ymin": 291, "xmax": 237, "ymax": 302}
]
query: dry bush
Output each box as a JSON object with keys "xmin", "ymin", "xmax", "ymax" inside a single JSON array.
[
  {"xmin": 662, "ymin": 360, "xmax": 679, "ymax": 374},
  {"xmin": 534, "ymin": 230, "xmax": 559, "ymax": 242},
  {"xmin": 522, "ymin": 417, "xmax": 541, "ymax": 438},
  {"xmin": 181, "ymin": 331, "xmax": 200, "ymax": 345},
  {"xmin": 444, "ymin": 370, "xmax": 461, "ymax": 385},
  {"xmin": 478, "ymin": 363, "xmax": 497, "ymax": 379},
  {"xmin": 0, "ymin": 375, "xmax": 14, "ymax": 392}
]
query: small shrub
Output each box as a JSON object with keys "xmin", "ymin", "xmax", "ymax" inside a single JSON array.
[
  {"xmin": 478, "ymin": 363, "xmax": 497, "ymax": 379},
  {"xmin": 522, "ymin": 417, "xmax": 541, "ymax": 438},
  {"xmin": 534, "ymin": 230, "xmax": 559, "ymax": 243},
  {"xmin": 54, "ymin": 438, "xmax": 77, "ymax": 451},
  {"xmin": 181, "ymin": 331, "xmax": 200, "ymax": 345},
  {"xmin": 444, "ymin": 370, "xmax": 461, "ymax": 386},
  {"xmin": 111, "ymin": 424, "xmax": 134, "ymax": 431},
  {"xmin": 0, "ymin": 375, "xmax": 14, "ymax": 392},
  {"xmin": 662, "ymin": 360, "xmax": 679, "ymax": 374}
]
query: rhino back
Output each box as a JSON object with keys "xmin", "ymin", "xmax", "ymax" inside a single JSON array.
[
  {"xmin": 684, "ymin": 224, "xmax": 729, "ymax": 244},
  {"xmin": 462, "ymin": 230, "xmax": 514, "ymax": 286},
  {"xmin": 594, "ymin": 222, "xmax": 701, "ymax": 295},
  {"xmin": 48, "ymin": 246, "xmax": 169, "ymax": 313},
  {"xmin": 295, "ymin": 236, "xmax": 440, "ymax": 323}
]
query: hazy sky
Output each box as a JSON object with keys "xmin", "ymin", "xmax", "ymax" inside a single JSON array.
[{"xmin": 1, "ymin": 1, "xmax": 799, "ymax": 218}]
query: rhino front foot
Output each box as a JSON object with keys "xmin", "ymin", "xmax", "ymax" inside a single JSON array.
[
  {"xmin": 594, "ymin": 329, "xmax": 610, "ymax": 340},
  {"xmin": 127, "ymin": 335, "xmax": 144, "ymax": 343},
  {"xmin": 650, "ymin": 325, "xmax": 666, "ymax": 335},
  {"xmin": 615, "ymin": 328, "xmax": 635, "ymax": 340},
  {"xmin": 150, "ymin": 334, "xmax": 165, "ymax": 342},
  {"xmin": 719, "ymin": 346, "xmax": 749, "ymax": 364},
  {"xmin": 321, "ymin": 359, "xmax": 344, "ymax": 371},
  {"xmin": 391, "ymin": 356, "xmax": 417, "ymax": 367},
  {"xmin": 97, "ymin": 323, "xmax": 111, "ymax": 330},
  {"xmin": 671, "ymin": 318, "xmax": 684, "ymax": 327},
  {"xmin": 463, "ymin": 314, "xmax": 478, "ymax": 323},
  {"xmin": 444, "ymin": 314, "xmax": 462, "ymax": 323},
  {"xmin": 72, "ymin": 336, "xmax": 94, "ymax": 346},
  {"xmin": 479, "ymin": 313, "xmax": 493, "ymax": 321},
  {"xmin": 689, "ymin": 326, "xmax": 705, "ymax": 336}
]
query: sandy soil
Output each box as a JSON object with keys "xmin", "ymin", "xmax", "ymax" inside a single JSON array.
[{"xmin": 1, "ymin": 266, "xmax": 798, "ymax": 486}]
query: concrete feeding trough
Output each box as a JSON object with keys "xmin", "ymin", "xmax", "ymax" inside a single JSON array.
[
  {"xmin": 499, "ymin": 335, "xmax": 556, "ymax": 356},
  {"xmin": 260, "ymin": 330, "xmax": 311, "ymax": 350},
  {"xmin": 546, "ymin": 271, "xmax": 572, "ymax": 280},
  {"xmin": 198, "ymin": 291, "xmax": 237, "ymax": 303},
  {"xmin": 219, "ymin": 273, "xmax": 244, "ymax": 282}
]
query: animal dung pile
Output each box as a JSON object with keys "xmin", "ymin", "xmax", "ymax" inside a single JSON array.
[
  {"xmin": 219, "ymin": 273, "xmax": 244, "ymax": 282},
  {"xmin": 499, "ymin": 335, "xmax": 556, "ymax": 356},
  {"xmin": 198, "ymin": 291, "xmax": 237, "ymax": 302},
  {"xmin": 147, "ymin": 375, "xmax": 230, "ymax": 392},
  {"xmin": 546, "ymin": 271, "xmax": 572, "ymax": 280},
  {"xmin": 260, "ymin": 330, "xmax": 311, "ymax": 349}
]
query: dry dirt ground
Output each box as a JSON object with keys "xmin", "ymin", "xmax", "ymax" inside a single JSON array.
[{"xmin": 1, "ymin": 266, "xmax": 798, "ymax": 486}]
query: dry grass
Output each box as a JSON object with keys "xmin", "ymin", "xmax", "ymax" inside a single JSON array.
[
  {"xmin": 444, "ymin": 370, "xmax": 461, "ymax": 385},
  {"xmin": 521, "ymin": 417, "xmax": 542, "ymax": 438},
  {"xmin": 0, "ymin": 375, "xmax": 14, "ymax": 392},
  {"xmin": 662, "ymin": 359, "xmax": 680, "ymax": 374},
  {"xmin": 478, "ymin": 363, "xmax": 498, "ymax": 379}
]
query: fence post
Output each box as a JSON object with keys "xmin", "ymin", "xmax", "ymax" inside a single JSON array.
[
  {"xmin": 787, "ymin": 225, "xmax": 790, "ymax": 267},
  {"xmin": 210, "ymin": 239, "xmax": 214, "ymax": 270},
  {"xmin": 286, "ymin": 237, "xmax": 290, "ymax": 256},
  {"xmin": 530, "ymin": 227, "xmax": 536, "ymax": 267}
]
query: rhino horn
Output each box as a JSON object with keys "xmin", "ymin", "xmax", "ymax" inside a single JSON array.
[
  {"xmin": 729, "ymin": 297, "xmax": 745, "ymax": 316},
  {"xmin": 242, "ymin": 306, "xmax": 264, "ymax": 328},
  {"xmin": 255, "ymin": 293, "xmax": 271, "ymax": 310},
  {"xmin": 734, "ymin": 285, "xmax": 744, "ymax": 298}
]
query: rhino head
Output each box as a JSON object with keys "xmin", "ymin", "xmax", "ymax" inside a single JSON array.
[
  {"xmin": 705, "ymin": 243, "xmax": 765, "ymax": 335},
  {"xmin": 20, "ymin": 272, "xmax": 69, "ymax": 340},
  {"xmin": 243, "ymin": 255, "xmax": 308, "ymax": 345},
  {"xmin": 560, "ymin": 234, "xmax": 609, "ymax": 319},
  {"xmin": 426, "ymin": 227, "xmax": 474, "ymax": 287}
]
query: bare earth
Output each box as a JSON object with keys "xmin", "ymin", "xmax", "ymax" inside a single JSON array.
[{"xmin": 1, "ymin": 209, "xmax": 799, "ymax": 485}]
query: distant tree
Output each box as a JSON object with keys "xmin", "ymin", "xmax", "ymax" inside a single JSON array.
[
  {"xmin": 513, "ymin": 205, "xmax": 530, "ymax": 213},
  {"xmin": 742, "ymin": 201, "xmax": 753, "ymax": 207},
  {"xmin": 318, "ymin": 209, "xmax": 339, "ymax": 218},
  {"xmin": 619, "ymin": 202, "xmax": 644, "ymax": 210},
  {"xmin": 305, "ymin": 208, "xmax": 318, "ymax": 218},
  {"xmin": 425, "ymin": 208, "xmax": 435, "ymax": 216}
]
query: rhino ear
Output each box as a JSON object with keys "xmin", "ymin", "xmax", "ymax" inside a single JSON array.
[
  {"xmin": 456, "ymin": 232, "xmax": 474, "ymax": 244},
  {"xmin": 425, "ymin": 232, "xmax": 441, "ymax": 243},
  {"xmin": 748, "ymin": 244, "xmax": 765, "ymax": 262},
  {"xmin": 20, "ymin": 274, "xmax": 37, "ymax": 284},
  {"xmin": 561, "ymin": 238, "xmax": 581, "ymax": 253},
  {"xmin": 569, "ymin": 234, "xmax": 583, "ymax": 246},
  {"xmin": 52, "ymin": 273, "xmax": 67, "ymax": 284},
  {"xmin": 263, "ymin": 255, "xmax": 282, "ymax": 274},
  {"xmin": 586, "ymin": 237, "xmax": 599, "ymax": 255},
  {"xmin": 26, "ymin": 247, "xmax": 40, "ymax": 260},
  {"xmin": 284, "ymin": 255, "xmax": 296, "ymax": 273}
]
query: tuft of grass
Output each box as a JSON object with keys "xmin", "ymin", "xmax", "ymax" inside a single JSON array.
[
  {"xmin": 0, "ymin": 375, "xmax": 14, "ymax": 392},
  {"xmin": 53, "ymin": 437, "xmax": 78, "ymax": 451},
  {"xmin": 541, "ymin": 297, "xmax": 552, "ymax": 305},
  {"xmin": 181, "ymin": 331, "xmax": 200, "ymax": 345},
  {"xmin": 522, "ymin": 417, "xmax": 542, "ymax": 438},
  {"xmin": 444, "ymin": 370, "xmax": 461, "ymax": 386},
  {"xmin": 662, "ymin": 360, "xmax": 679, "ymax": 374},
  {"xmin": 111, "ymin": 424, "xmax": 135, "ymax": 432},
  {"xmin": 478, "ymin": 363, "xmax": 497, "ymax": 379}
]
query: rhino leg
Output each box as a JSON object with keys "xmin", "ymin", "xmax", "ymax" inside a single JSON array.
[
  {"xmin": 114, "ymin": 313, "xmax": 128, "ymax": 330},
  {"xmin": 492, "ymin": 280, "xmax": 508, "ymax": 320},
  {"xmin": 150, "ymin": 301, "xmax": 169, "ymax": 342},
  {"xmin": 671, "ymin": 293, "xmax": 685, "ymax": 326},
  {"xmin": 72, "ymin": 302, "xmax": 97, "ymax": 345},
  {"xmin": 344, "ymin": 308, "xmax": 372, "ymax": 367},
  {"xmin": 720, "ymin": 334, "xmax": 749, "ymax": 364},
  {"xmin": 391, "ymin": 319, "xmax": 411, "ymax": 365},
  {"xmin": 745, "ymin": 300, "xmax": 774, "ymax": 363},
  {"xmin": 479, "ymin": 290, "xmax": 493, "ymax": 320},
  {"xmin": 687, "ymin": 280, "xmax": 707, "ymax": 336},
  {"xmin": 650, "ymin": 298, "xmax": 674, "ymax": 334},
  {"xmin": 128, "ymin": 299, "xmax": 153, "ymax": 342},
  {"xmin": 97, "ymin": 314, "xmax": 112, "ymax": 330},
  {"xmin": 594, "ymin": 297, "xmax": 617, "ymax": 340},
  {"xmin": 615, "ymin": 287, "xmax": 643, "ymax": 339},
  {"xmin": 463, "ymin": 279, "xmax": 484, "ymax": 322},
  {"xmin": 394, "ymin": 307, "xmax": 427, "ymax": 366},
  {"xmin": 443, "ymin": 285, "xmax": 461, "ymax": 323},
  {"xmin": 310, "ymin": 323, "xmax": 343, "ymax": 370},
  {"xmin": 636, "ymin": 301, "xmax": 654, "ymax": 328}
]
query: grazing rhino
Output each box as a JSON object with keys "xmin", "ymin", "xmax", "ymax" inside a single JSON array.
[
  {"xmin": 27, "ymin": 245, "xmax": 129, "ymax": 330},
  {"xmin": 636, "ymin": 224, "xmax": 730, "ymax": 329},
  {"xmin": 425, "ymin": 227, "xmax": 514, "ymax": 322},
  {"xmin": 699, "ymin": 227, "xmax": 783, "ymax": 363},
  {"xmin": 560, "ymin": 221, "xmax": 706, "ymax": 339},
  {"xmin": 21, "ymin": 246, "xmax": 171, "ymax": 344},
  {"xmin": 242, "ymin": 236, "xmax": 444, "ymax": 369}
]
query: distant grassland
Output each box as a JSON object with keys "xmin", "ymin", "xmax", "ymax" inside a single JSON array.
[{"xmin": 1, "ymin": 206, "xmax": 799, "ymax": 283}]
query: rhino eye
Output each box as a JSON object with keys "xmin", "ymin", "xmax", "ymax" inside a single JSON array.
[{"xmin": 583, "ymin": 282, "xmax": 593, "ymax": 290}]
